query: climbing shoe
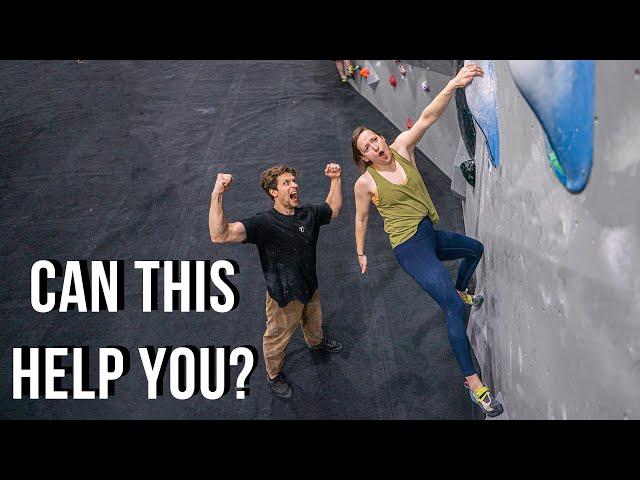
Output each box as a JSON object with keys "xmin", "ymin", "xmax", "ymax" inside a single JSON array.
[
  {"xmin": 469, "ymin": 385, "xmax": 504, "ymax": 417},
  {"xmin": 347, "ymin": 64, "xmax": 360, "ymax": 77},
  {"xmin": 267, "ymin": 372, "xmax": 292, "ymax": 399},
  {"xmin": 462, "ymin": 292, "xmax": 484, "ymax": 308}
]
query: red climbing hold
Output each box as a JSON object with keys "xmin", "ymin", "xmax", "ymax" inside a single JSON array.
[
  {"xmin": 360, "ymin": 68, "xmax": 370, "ymax": 78},
  {"xmin": 389, "ymin": 75, "xmax": 397, "ymax": 87},
  {"xmin": 406, "ymin": 118, "xmax": 414, "ymax": 129}
]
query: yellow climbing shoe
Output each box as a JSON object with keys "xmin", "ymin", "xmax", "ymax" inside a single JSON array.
[
  {"xmin": 462, "ymin": 292, "xmax": 484, "ymax": 307},
  {"xmin": 469, "ymin": 386, "xmax": 504, "ymax": 417}
]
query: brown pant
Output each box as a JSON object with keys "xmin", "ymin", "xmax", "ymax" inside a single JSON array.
[{"xmin": 263, "ymin": 289, "xmax": 324, "ymax": 379}]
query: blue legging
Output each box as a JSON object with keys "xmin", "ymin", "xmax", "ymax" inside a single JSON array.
[{"xmin": 393, "ymin": 217, "xmax": 484, "ymax": 377}]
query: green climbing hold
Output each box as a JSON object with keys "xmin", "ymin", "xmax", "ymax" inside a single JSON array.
[{"xmin": 547, "ymin": 150, "xmax": 567, "ymax": 184}]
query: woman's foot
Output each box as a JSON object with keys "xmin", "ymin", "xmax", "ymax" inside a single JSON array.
[
  {"xmin": 464, "ymin": 380, "xmax": 504, "ymax": 417},
  {"xmin": 469, "ymin": 386, "xmax": 504, "ymax": 417},
  {"xmin": 457, "ymin": 289, "xmax": 484, "ymax": 307}
]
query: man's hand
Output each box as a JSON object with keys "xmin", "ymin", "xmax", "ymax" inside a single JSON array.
[
  {"xmin": 324, "ymin": 163, "xmax": 341, "ymax": 178},
  {"xmin": 450, "ymin": 63, "xmax": 484, "ymax": 89},
  {"xmin": 213, "ymin": 173, "xmax": 233, "ymax": 194},
  {"xmin": 358, "ymin": 254, "xmax": 368, "ymax": 274}
]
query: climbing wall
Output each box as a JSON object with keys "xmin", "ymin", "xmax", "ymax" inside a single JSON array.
[{"xmin": 464, "ymin": 60, "xmax": 640, "ymax": 419}]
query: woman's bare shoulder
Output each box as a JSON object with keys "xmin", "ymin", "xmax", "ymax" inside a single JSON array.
[{"xmin": 355, "ymin": 171, "xmax": 374, "ymax": 191}]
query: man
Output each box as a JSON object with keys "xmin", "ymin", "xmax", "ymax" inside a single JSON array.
[{"xmin": 208, "ymin": 163, "xmax": 343, "ymax": 399}]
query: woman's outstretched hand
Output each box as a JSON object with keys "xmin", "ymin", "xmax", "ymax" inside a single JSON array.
[{"xmin": 451, "ymin": 63, "xmax": 484, "ymax": 89}]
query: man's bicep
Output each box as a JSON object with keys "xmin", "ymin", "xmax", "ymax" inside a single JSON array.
[{"xmin": 226, "ymin": 221, "xmax": 248, "ymax": 243}]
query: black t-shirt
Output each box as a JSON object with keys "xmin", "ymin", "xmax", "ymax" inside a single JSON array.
[{"xmin": 240, "ymin": 202, "xmax": 332, "ymax": 308}]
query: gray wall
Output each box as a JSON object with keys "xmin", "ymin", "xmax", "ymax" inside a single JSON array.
[{"xmin": 351, "ymin": 60, "xmax": 640, "ymax": 419}]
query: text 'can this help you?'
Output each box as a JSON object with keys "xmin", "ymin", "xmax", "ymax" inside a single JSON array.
[{"xmin": 13, "ymin": 259, "xmax": 259, "ymax": 401}]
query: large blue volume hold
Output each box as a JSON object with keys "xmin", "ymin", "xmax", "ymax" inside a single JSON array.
[{"xmin": 508, "ymin": 60, "xmax": 595, "ymax": 193}]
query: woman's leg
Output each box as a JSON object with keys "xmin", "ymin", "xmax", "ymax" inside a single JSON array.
[
  {"xmin": 394, "ymin": 222, "xmax": 503, "ymax": 415},
  {"xmin": 394, "ymin": 224, "xmax": 476, "ymax": 377},
  {"xmin": 433, "ymin": 229, "xmax": 484, "ymax": 292},
  {"xmin": 396, "ymin": 222, "xmax": 502, "ymax": 414},
  {"xmin": 430, "ymin": 229, "xmax": 487, "ymax": 388},
  {"xmin": 432, "ymin": 228, "xmax": 506, "ymax": 414}
]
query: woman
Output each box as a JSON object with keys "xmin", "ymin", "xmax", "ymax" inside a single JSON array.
[{"xmin": 352, "ymin": 63, "xmax": 503, "ymax": 417}]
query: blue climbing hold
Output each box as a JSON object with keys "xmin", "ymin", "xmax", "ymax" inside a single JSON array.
[
  {"xmin": 508, "ymin": 60, "xmax": 595, "ymax": 193},
  {"xmin": 464, "ymin": 60, "xmax": 500, "ymax": 167}
]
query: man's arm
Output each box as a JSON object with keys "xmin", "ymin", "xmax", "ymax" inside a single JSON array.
[
  {"xmin": 394, "ymin": 63, "xmax": 485, "ymax": 157},
  {"xmin": 354, "ymin": 175, "xmax": 373, "ymax": 274},
  {"xmin": 209, "ymin": 173, "xmax": 247, "ymax": 243},
  {"xmin": 324, "ymin": 163, "xmax": 342, "ymax": 218}
]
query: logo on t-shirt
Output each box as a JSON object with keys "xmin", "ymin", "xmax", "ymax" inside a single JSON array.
[{"xmin": 298, "ymin": 226, "xmax": 305, "ymax": 233}]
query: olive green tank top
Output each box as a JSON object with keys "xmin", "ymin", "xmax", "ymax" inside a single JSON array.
[{"xmin": 367, "ymin": 148, "xmax": 440, "ymax": 249}]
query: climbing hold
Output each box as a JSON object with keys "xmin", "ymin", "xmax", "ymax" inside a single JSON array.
[
  {"xmin": 360, "ymin": 63, "xmax": 379, "ymax": 86},
  {"xmin": 366, "ymin": 68, "xmax": 380, "ymax": 86},
  {"xmin": 547, "ymin": 148, "xmax": 567, "ymax": 185},
  {"xmin": 406, "ymin": 118, "xmax": 414, "ymax": 129},
  {"xmin": 465, "ymin": 60, "xmax": 500, "ymax": 167},
  {"xmin": 399, "ymin": 64, "xmax": 407, "ymax": 76},
  {"xmin": 389, "ymin": 75, "xmax": 397, "ymax": 87},
  {"xmin": 421, "ymin": 80, "xmax": 430, "ymax": 92},
  {"xmin": 508, "ymin": 60, "xmax": 595, "ymax": 193},
  {"xmin": 460, "ymin": 159, "xmax": 476, "ymax": 187}
]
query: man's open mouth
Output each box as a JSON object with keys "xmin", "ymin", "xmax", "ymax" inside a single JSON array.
[{"xmin": 290, "ymin": 192, "xmax": 298, "ymax": 202}]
